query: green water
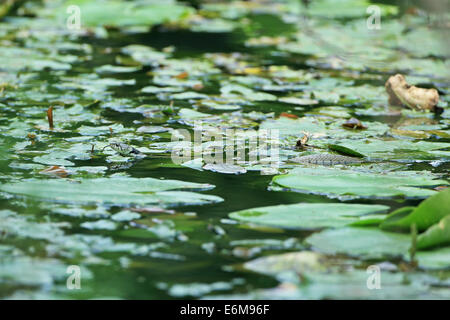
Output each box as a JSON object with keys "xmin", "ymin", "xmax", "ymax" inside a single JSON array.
[{"xmin": 0, "ymin": 0, "xmax": 449, "ymax": 300}]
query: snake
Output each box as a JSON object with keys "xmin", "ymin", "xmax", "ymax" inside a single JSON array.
[{"xmin": 292, "ymin": 153, "xmax": 364, "ymax": 166}]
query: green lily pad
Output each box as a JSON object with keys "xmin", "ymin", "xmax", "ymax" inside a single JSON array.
[
  {"xmin": 111, "ymin": 210, "xmax": 141, "ymax": 222},
  {"xmin": 417, "ymin": 215, "xmax": 450, "ymax": 250},
  {"xmin": 0, "ymin": 47, "xmax": 71, "ymax": 72},
  {"xmin": 220, "ymin": 84, "xmax": 276, "ymax": 101},
  {"xmin": 306, "ymin": 227, "xmax": 411, "ymax": 259},
  {"xmin": 61, "ymin": 0, "xmax": 193, "ymax": 28},
  {"xmin": 326, "ymin": 139, "xmax": 450, "ymax": 160},
  {"xmin": 260, "ymin": 116, "xmax": 389, "ymax": 140},
  {"xmin": 0, "ymin": 210, "xmax": 67, "ymax": 241},
  {"xmin": 244, "ymin": 251, "xmax": 327, "ymax": 275},
  {"xmin": 229, "ymin": 203, "xmax": 389, "ymax": 229},
  {"xmin": 416, "ymin": 247, "xmax": 450, "ymax": 269},
  {"xmin": 81, "ymin": 219, "xmax": 117, "ymax": 231},
  {"xmin": 0, "ymin": 177, "xmax": 223, "ymax": 206},
  {"xmin": 273, "ymin": 167, "xmax": 446, "ymax": 199},
  {"xmin": 307, "ymin": 227, "xmax": 450, "ymax": 269},
  {"xmin": 307, "ymin": 0, "xmax": 397, "ymax": 18},
  {"xmin": 0, "ymin": 255, "xmax": 70, "ymax": 287},
  {"xmin": 381, "ymin": 188, "xmax": 450, "ymax": 231}
]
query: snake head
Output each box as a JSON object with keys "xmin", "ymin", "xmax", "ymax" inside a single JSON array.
[{"xmin": 102, "ymin": 142, "xmax": 141, "ymax": 156}]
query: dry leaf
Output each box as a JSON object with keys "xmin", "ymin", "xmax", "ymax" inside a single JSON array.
[
  {"xmin": 342, "ymin": 117, "xmax": 367, "ymax": 130},
  {"xmin": 39, "ymin": 166, "xmax": 68, "ymax": 178},
  {"xmin": 47, "ymin": 106, "xmax": 54, "ymax": 130},
  {"xmin": 385, "ymin": 74, "xmax": 439, "ymax": 111},
  {"xmin": 175, "ymin": 71, "xmax": 188, "ymax": 79},
  {"xmin": 280, "ymin": 112, "xmax": 298, "ymax": 119}
]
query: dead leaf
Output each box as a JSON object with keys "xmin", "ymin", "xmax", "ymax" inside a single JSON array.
[
  {"xmin": 39, "ymin": 166, "xmax": 68, "ymax": 178},
  {"xmin": 296, "ymin": 131, "xmax": 311, "ymax": 149},
  {"xmin": 175, "ymin": 71, "xmax": 188, "ymax": 79},
  {"xmin": 385, "ymin": 74, "xmax": 439, "ymax": 111},
  {"xmin": 280, "ymin": 112, "xmax": 298, "ymax": 119}
]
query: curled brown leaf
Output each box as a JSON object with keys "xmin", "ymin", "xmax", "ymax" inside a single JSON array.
[{"xmin": 385, "ymin": 74, "xmax": 439, "ymax": 111}]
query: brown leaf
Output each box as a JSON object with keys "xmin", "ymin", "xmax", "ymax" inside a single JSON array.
[
  {"xmin": 342, "ymin": 118, "xmax": 367, "ymax": 130},
  {"xmin": 385, "ymin": 74, "xmax": 439, "ymax": 111},
  {"xmin": 47, "ymin": 106, "xmax": 54, "ymax": 130},
  {"xmin": 175, "ymin": 71, "xmax": 188, "ymax": 79}
]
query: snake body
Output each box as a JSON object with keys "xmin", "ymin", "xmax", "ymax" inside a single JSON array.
[{"xmin": 293, "ymin": 153, "xmax": 364, "ymax": 165}]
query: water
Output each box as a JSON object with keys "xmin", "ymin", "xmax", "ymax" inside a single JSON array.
[{"xmin": 0, "ymin": 1, "xmax": 449, "ymax": 299}]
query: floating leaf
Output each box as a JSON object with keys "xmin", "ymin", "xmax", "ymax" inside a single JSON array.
[
  {"xmin": 307, "ymin": 226, "xmax": 450, "ymax": 269},
  {"xmin": 61, "ymin": 0, "xmax": 193, "ymax": 28},
  {"xmin": 381, "ymin": 188, "xmax": 450, "ymax": 231},
  {"xmin": 416, "ymin": 247, "xmax": 450, "ymax": 269},
  {"xmin": 203, "ymin": 163, "xmax": 247, "ymax": 175},
  {"xmin": 306, "ymin": 227, "xmax": 411, "ymax": 259},
  {"xmin": 273, "ymin": 167, "xmax": 445, "ymax": 199},
  {"xmin": 244, "ymin": 251, "xmax": 327, "ymax": 275},
  {"xmin": 111, "ymin": 210, "xmax": 141, "ymax": 222},
  {"xmin": 81, "ymin": 219, "xmax": 117, "ymax": 230},
  {"xmin": 230, "ymin": 203, "xmax": 389, "ymax": 229},
  {"xmin": 417, "ymin": 215, "xmax": 450, "ymax": 250},
  {"xmin": 0, "ymin": 177, "xmax": 223, "ymax": 206},
  {"xmin": 327, "ymin": 144, "xmax": 365, "ymax": 158}
]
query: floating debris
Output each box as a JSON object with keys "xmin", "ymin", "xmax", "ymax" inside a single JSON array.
[
  {"xmin": 295, "ymin": 131, "xmax": 311, "ymax": 150},
  {"xmin": 342, "ymin": 118, "xmax": 367, "ymax": 130},
  {"xmin": 385, "ymin": 74, "xmax": 439, "ymax": 111}
]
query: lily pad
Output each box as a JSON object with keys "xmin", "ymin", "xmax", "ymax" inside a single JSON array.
[
  {"xmin": 0, "ymin": 177, "xmax": 223, "ymax": 206},
  {"xmin": 61, "ymin": 0, "xmax": 193, "ymax": 28},
  {"xmin": 273, "ymin": 167, "xmax": 446, "ymax": 199},
  {"xmin": 203, "ymin": 163, "xmax": 247, "ymax": 175},
  {"xmin": 81, "ymin": 219, "xmax": 117, "ymax": 231},
  {"xmin": 381, "ymin": 188, "xmax": 450, "ymax": 231},
  {"xmin": 416, "ymin": 247, "xmax": 450, "ymax": 269},
  {"xmin": 307, "ymin": 226, "xmax": 450, "ymax": 269},
  {"xmin": 244, "ymin": 251, "xmax": 327, "ymax": 275},
  {"xmin": 229, "ymin": 203, "xmax": 389, "ymax": 229},
  {"xmin": 306, "ymin": 227, "xmax": 411, "ymax": 259}
]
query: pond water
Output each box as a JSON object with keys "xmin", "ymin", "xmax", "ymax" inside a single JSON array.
[{"xmin": 0, "ymin": 0, "xmax": 449, "ymax": 299}]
